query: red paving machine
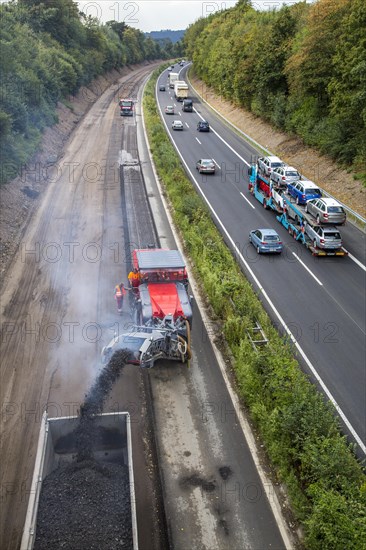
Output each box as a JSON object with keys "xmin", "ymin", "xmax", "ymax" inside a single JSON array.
[{"xmin": 102, "ymin": 249, "xmax": 193, "ymax": 368}]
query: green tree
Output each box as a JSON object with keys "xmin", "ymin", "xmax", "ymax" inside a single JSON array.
[{"xmin": 327, "ymin": 0, "xmax": 366, "ymax": 165}]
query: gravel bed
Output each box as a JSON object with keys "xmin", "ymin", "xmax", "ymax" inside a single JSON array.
[{"xmin": 34, "ymin": 459, "xmax": 132, "ymax": 549}]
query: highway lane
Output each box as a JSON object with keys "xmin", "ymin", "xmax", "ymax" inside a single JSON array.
[{"xmin": 158, "ymin": 68, "xmax": 366, "ymax": 451}]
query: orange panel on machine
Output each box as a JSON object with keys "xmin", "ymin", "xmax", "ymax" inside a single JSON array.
[{"xmin": 147, "ymin": 283, "xmax": 184, "ymax": 319}]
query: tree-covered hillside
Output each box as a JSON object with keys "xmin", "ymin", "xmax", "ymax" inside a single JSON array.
[
  {"xmin": 0, "ymin": 0, "xmax": 171, "ymax": 183},
  {"xmin": 184, "ymin": 0, "xmax": 366, "ymax": 179}
]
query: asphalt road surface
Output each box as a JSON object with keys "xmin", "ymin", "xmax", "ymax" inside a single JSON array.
[{"xmin": 157, "ymin": 65, "xmax": 366, "ymax": 454}]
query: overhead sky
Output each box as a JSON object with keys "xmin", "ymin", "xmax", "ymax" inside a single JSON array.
[{"xmin": 77, "ymin": 1, "xmax": 299, "ymax": 32}]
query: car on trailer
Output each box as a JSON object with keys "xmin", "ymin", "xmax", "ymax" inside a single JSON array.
[
  {"xmin": 270, "ymin": 166, "xmax": 300, "ymax": 186},
  {"xmin": 257, "ymin": 156, "xmax": 284, "ymax": 177},
  {"xmin": 287, "ymin": 179, "xmax": 322, "ymax": 205},
  {"xmin": 305, "ymin": 197, "xmax": 346, "ymax": 225}
]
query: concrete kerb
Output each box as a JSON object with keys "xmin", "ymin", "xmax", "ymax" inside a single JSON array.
[
  {"xmin": 139, "ymin": 68, "xmax": 295, "ymax": 550},
  {"xmin": 186, "ymin": 68, "xmax": 366, "ymax": 232}
]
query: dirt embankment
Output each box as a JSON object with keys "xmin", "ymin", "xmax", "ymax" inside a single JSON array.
[
  {"xmin": 0, "ymin": 62, "xmax": 155, "ymax": 285},
  {"xmin": 190, "ymin": 75, "xmax": 366, "ymax": 219}
]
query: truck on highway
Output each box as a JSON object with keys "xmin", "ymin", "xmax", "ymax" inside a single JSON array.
[
  {"xmin": 248, "ymin": 165, "xmax": 348, "ymax": 257},
  {"xmin": 21, "ymin": 412, "xmax": 138, "ymax": 550},
  {"xmin": 102, "ymin": 248, "xmax": 193, "ymax": 368},
  {"xmin": 169, "ymin": 72, "xmax": 179, "ymax": 88},
  {"xmin": 119, "ymin": 98, "xmax": 134, "ymax": 116},
  {"xmin": 173, "ymin": 80, "xmax": 189, "ymax": 101}
]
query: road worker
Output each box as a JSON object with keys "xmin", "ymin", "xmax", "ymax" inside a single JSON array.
[
  {"xmin": 128, "ymin": 267, "xmax": 141, "ymax": 306},
  {"xmin": 128, "ymin": 267, "xmax": 141, "ymax": 288},
  {"xmin": 114, "ymin": 282, "xmax": 126, "ymax": 314}
]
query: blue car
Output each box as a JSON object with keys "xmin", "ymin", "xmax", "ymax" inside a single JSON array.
[
  {"xmin": 286, "ymin": 179, "xmax": 322, "ymax": 205},
  {"xmin": 249, "ymin": 228, "xmax": 283, "ymax": 254}
]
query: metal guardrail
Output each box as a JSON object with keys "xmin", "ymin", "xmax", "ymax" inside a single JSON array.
[{"xmin": 186, "ymin": 68, "xmax": 366, "ymax": 231}]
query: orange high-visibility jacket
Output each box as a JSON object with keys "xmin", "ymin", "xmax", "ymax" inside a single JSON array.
[
  {"xmin": 115, "ymin": 285, "xmax": 126, "ymax": 298},
  {"xmin": 128, "ymin": 271, "xmax": 140, "ymax": 287}
]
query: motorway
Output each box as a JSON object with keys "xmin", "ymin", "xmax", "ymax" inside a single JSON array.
[{"xmin": 157, "ymin": 65, "xmax": 366, "ymax": 453}]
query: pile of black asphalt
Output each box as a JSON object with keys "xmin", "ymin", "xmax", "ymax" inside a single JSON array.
[{"xmin": 34, "ymin": 350, "xmax": 134, "ymax": 550}]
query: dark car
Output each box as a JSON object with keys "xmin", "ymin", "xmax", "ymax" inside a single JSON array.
[
  {"xmin": 159, "ymin": 84, "xmax": 166, "ymax": 92},
  {"xmin": 182, "ymin": 99, "xmax": 193, "ymax": 112},
  {"xmin": 197, "ymin": 121, "xmax": 210, "ymax": 132}
]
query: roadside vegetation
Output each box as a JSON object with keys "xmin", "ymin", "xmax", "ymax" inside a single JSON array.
[
  {"xmin": 0, "ymin": 0, "xmax": 184, "ymax": 184},
  {"xmin": 184, "ymin": 0, "xmax": 366, "ymax": 185},
  {"xmin": 144, "ymin": 67, "xmax": 366, "ymax": 549}
]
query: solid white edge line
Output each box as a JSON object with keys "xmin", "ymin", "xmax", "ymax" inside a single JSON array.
[
  {"xmin": 155, "ymin": 75, "xmax": 366, "ymax": 456},
  {"xmin": 292, "ymin": 252, "xmax": 323, "ymax": 286},
  {"xmin": 144, "ymin": 76, "xmax": 295, "ymax": 549},
  {"xmin": 240, "ymin": 192, "xmax": 255, "ymax": 209},
  {"xmin": 348, "ymin": 252, "xmax": 366, "ymax": 271}
]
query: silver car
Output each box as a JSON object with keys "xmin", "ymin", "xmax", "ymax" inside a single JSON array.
[
  {"xmin": 172, "ymin": 120, "xmax": 184, "ymax": 130},
  {"xmin": 196, "ymin": 159, "xmax": 216, "ymax": 174},
  {"xmin": 257, "ymin": 156, "xmax": 284, "ymax": 177},
  {"xmin": 305, "ymin": 197, "xmax": 346, "ymax": 225},
  {"xmin": 305, "ymin": 224, "xmax": 343, "ymax": 250},
  {"xmin": 270, "ymin": 166, "xmax": 300, "ymax": 187}
]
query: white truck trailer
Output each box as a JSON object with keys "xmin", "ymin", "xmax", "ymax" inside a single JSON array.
[
  {"xmin": 173, "ymin": 80, "xmax": 189, "ymax": 101},
  {"xmin": 169, "ymin": 72, "xmax": 179, "ymax": 88}
]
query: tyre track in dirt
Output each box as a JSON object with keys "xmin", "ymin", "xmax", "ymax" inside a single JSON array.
[{"xmin": 0, "ymin": 65, "xmax": 159, "ymax": 550}]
